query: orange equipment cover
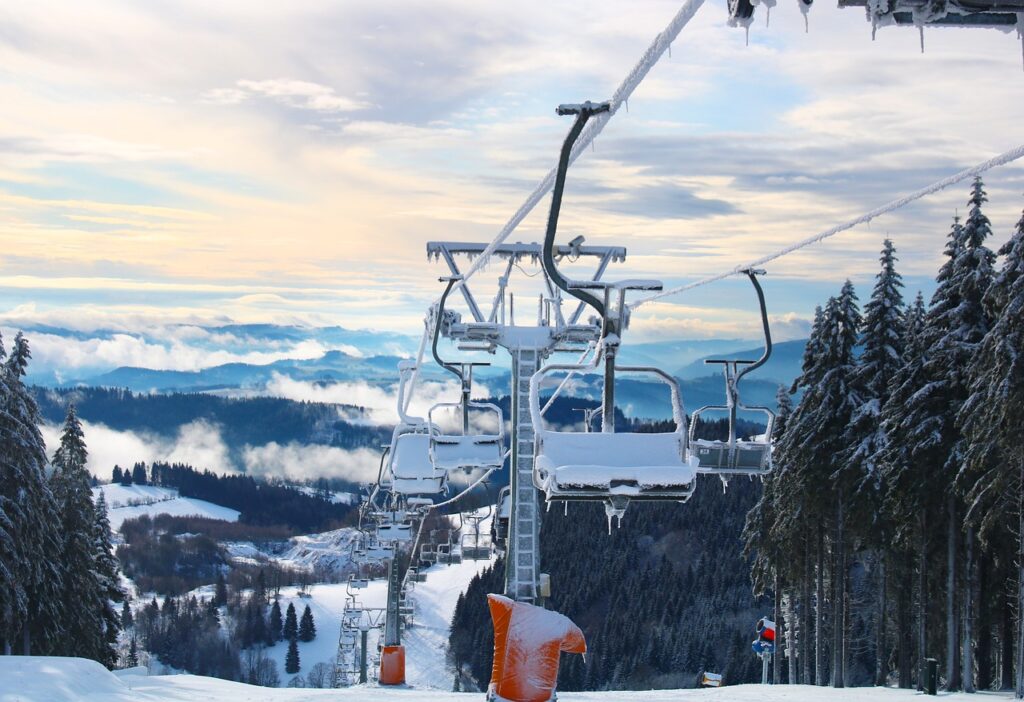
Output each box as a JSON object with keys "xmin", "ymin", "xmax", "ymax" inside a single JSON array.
[
  {"xmin": 379, "ymin": 645, "xmax": 405, "ymax": 685},
  {"xmin": 487, "ymin": 594, "xmax": 586, "ymax": 702}
]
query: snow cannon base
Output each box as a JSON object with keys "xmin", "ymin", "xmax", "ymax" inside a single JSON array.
[{"xmin": 379, "ymin": 645, "xmax": 405, "ymax": 685}]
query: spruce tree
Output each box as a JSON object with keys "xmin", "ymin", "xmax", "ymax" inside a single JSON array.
[
  {"xmin": 285, "ymin": 637, "xmax": 300, "ymax": 674},
  {"xmin": 298, "ymin": 604, "xmax": 316, "ymax": 642},
  {"xmin": 959, "ymin": 208, "xmax": 1024, "ymax": 697},
  {"xmin": 284, "ymin": 602, "xmax": 298, "ymax": 641},
  {"xmin": 50, "ymin": 405, "xmax": 107, "ymax": 660},
  {"xmin": 132, "ymin": 463, "xmax": 147, "ymax": 486},
  {"xmin": 1, "ymin": 332, "xmax": 64, "ymax": 654},
  {"xmin": 112, "ymin": 466, "xmax": 123, "ymax": 484},
  {"xmin": 269, "ymin": 600, "xmax": 283, "ymax": 641},
  {"xmin": 122, "ymin": 600, "xmax": 133, "ymax": 630},
  {"xmin": 92, "ymin": 491, "xmax": 124, "ymax": 667},
  {"xmin": 214, "ymin": 572, "xmax": 228, "ymax": 608}
]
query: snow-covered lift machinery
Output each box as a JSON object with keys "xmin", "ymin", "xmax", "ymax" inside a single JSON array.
[
  {"xmin": 425, "ymin": 235, "xmax": 626, "ymax": 603},
  {"xmin": 529, "ymin": 101, "xmax": 700, "ymax": 530},
  {"xmin": 689, "ymin": 269, "xmax": 777, "ymax": 476},
  {"xmin": 428, "ymin": 277, "xmax": 505, "ymax": 473}
]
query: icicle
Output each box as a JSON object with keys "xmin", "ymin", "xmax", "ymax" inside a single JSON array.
[
  {"xmin": 918, "ymin": 25, "xmax": 925, "ymax": 54},
  {"xmin": 563, "ymin": 502, "xmax": 568, "ymax": 516},
  {"xmin": 766, "ymin": 5, "xmax": 771, "ymax": 26},
  {"xmin": 668, "ymin": 43, "xmax": 672, "ymax": 58},
  {"xmin": 624, "ymin": 98, "xmax": 629, "ymax": 113},
  {"xmin": 871, "ymin": 18, "xmax": 877, "ymax": 41},
  {"xmin": 745, "ymin": 24, "xmax": 750, "ymax": 46},
  {"xmin": 804, "ymin": 12, "xmax": 809, "ymax": 32},
  {"xmin": 719, "ymin": 475, "xmax": 730, "ymax": 493}
]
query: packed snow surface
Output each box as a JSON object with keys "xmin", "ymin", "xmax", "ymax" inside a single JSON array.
[
  {"xmin": 0, "ymin": 657, "xmax": 1013, "ymax": 701},
  {"xmin": 93, "ymin": 484, "xmax": 240, "ymax": 531}
]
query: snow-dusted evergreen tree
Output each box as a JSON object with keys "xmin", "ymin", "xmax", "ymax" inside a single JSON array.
[
  {"xmin": 284, "ymin": 602, "xmax": 298, "ymax": 641},
  {"xmin": 298, "ymin": 604, "xmax": 315, "ymax": 642},
  {"xmin": 50, "ymin": 405, "xmax": 106, "ymax": 660},
  {"xmin": 92, "ymin": 490, "xmax": 124, "ymax": 667},
  {"xmin": 1, "ymin": 332, "xmax": 63, "ymax": 654},
  {"xmin": 841, "ymin": 240, "xmax": 905, "ymax": 685},
  {"xmin": 0, "ymin": 333, "xmax": 27, "ymax": 655},
  {"xmin": 959, "ymin": 207, "xmax": 1024, "ymax": 698},
  {"xmin": 285, "ymin": 637, "xmax": 300, "ymax": 674}
]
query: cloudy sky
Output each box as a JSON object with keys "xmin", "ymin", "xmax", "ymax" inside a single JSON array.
[{"xmin": 2, "ymin": 0, "xmax": 1023, "ymax": 345}]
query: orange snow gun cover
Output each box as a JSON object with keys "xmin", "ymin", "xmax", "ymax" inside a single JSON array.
[{"xmin": 487, "ymin": 594, "xmax": 586, "ymax": 702}]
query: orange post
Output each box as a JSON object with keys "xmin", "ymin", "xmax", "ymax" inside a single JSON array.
[
  {"xmin": 379, "ymin": 644, "xmax": 405, "ymax": 685},
  {"xmin": 487, "ymin": 594, "xmax": 586, "ymax": 702}
]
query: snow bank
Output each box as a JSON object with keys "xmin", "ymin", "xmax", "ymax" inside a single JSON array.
[
  {"xmin": 0, "ymin": 656, "xmax": 136, "ymax": 702},
  {"xmin": 1, "ymin": 657, "xmax": 1013, "ymax": 702},
  {"xmin": 93, "ymin": 484, "xmax": 240, "ymax": 531}
]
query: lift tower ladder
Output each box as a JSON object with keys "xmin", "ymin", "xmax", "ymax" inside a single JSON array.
[{"xmin": 426, "ymin": 241, "xmax": 625, "ymax": 603}]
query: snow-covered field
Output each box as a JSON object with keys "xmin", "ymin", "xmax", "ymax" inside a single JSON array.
[
  {"xmin": 93, "ymin": 484, "xmax": 240, "ymax": 531},
  {"xmin": 256, "ymin": 555, "xmax": 494, "ymax": 688},
  {"xmin": 0, "ymin": 657, "xmax": 1012, "ymax": 702}
]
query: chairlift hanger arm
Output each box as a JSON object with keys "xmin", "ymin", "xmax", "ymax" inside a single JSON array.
[
  {"xmin": 541, "ymin": 102, "xmax": 612, "ymax": 321},
  {"xmin": 734, "ymin": 269, "xmax": 772, "ymax": 385}
]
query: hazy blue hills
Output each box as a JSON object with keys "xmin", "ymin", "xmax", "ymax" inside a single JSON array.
[{"xmin": 676, "ymin": 338, "xmax": 807, "ymax": 386}]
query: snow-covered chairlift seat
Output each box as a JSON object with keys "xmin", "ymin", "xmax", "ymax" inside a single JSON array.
[
  {"xmin": 388, "ymin": 428, "xmax": 448, "ymax": 495},
  {"xmin": 529, "ymin": 359, "xmax": 699, "ymax": 502},
  {"xmin": 428, "ymin": 400, "xmax": 505, "ymax": 471},
  {"xmin": 689, "ymin": 402, "xmax": 775, "ymax": 475}
]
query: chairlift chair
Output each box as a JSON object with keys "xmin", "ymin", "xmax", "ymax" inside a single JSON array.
[
  {"xmin": 529, "ymin": 101, "xmax": 700, "ymax": 528},
  {"xmin": 492, "ymin": 486, "xmax": 511, "ymax": 555},
  {"xmin": 689, "ymin": 270, "xmax": 776, "ymax": 477},
  {"xmin": 385, "ymin": 362, "xmax": 449, "ymax": 496},
  {"xmin": 426, "ymin": 277, "xmax": 506, "ymax": 473},
  {"xmin": 461, "ymin": 505, "xmax": 493, "ymax": 560}
]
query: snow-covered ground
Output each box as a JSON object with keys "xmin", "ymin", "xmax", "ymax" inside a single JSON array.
[
  {"xmin": 93, "ymin": 484, "xmax": 240, "ymax": 531},
  {"xmin": 259, "ymin": 554, "xmax": 494, "ymax": 688},
  {"xmin": 0, "ymin": 657, "xmax": 1013, "ymax": 702}
]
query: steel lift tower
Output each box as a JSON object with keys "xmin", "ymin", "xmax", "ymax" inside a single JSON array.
[{"xmin": 425, "ymin": 241, "xmax": 625, "ymax": 602}]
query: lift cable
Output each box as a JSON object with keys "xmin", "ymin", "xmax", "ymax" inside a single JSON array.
[{"xmin": 629, "ymin": 142, "xmax": 1024, "ymax": 310}]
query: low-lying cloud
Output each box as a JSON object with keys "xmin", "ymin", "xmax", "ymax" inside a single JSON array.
[{"xmin": 40, "ymin": 418, "xmax": 381, "ymax": 484}]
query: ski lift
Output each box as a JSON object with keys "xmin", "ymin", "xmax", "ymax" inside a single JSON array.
[
  {"xmin": 386, "ymin": 363, "xmax": 448, "ymax": 496},
  {"xmin": 529, "ymin": 101, "xmax": 700, "ymax": 528},
  {"xmin": 418, "ymin": 542, "xmax": 438, "ymax": 566},
  {"xmin": 347, "ymin": 576, "xmax": 369, "ymax": 595},
  {"xmin": 427, "ymin": 277, "xmax": 506, "ymax": 473},
  {"xmin": 491, "ymin": 487, "xmax": 511, "ymax": 556},
  {"xmin": 461, "ymin": 506, "xmax": 493, "ymax": 560},
  {"xmin": 376, "ymin": 518, "xmax": 413, "ymax": 543},
  {"xmin": 689, "ymin": 270, "xmax": 776, "ymax": 477}
]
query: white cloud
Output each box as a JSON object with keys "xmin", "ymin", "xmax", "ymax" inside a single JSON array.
[
  {"xmin": 41, "ymin": 419, "xmax": 233, "ymax": 478},
  {"xmin": 260, "ymin": 373, "xmax": 493, "ymax": 425},
  {"xmin": 233, "ymin": 78, "xmax": 371, "ymax": 113},
  {"xmin": 242, "ymin": 442, "xmax": 381, "ymax": 483}
]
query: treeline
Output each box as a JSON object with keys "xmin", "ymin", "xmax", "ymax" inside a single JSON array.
[
  {"xmin": 745, "ymin": 179, "xmax": 1024, "ymax": 693},
  {"xmin": 128, "ymin": 571, "xmax": 321, "ymax": 687},
  {"xmin": 1, "ymin": 334, "xmax": 123, "ymax": 664},
  {"xmin": 32, "ymin": 386, "xmax": 390, "ymax": 451},
  {"xmin": 114, "ymin": 461, "xmax": 358, "ymax": 533}
]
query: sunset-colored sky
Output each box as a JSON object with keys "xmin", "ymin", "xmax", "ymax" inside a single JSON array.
[{"xmin": 2, "ymin": 0, "xmax": 1023, "ymax": 344}]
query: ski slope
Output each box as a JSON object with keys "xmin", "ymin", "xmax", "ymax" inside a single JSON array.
[
  {"xmin": 0, "ymin": 657, "xmax": 1012, "ymax": 701},
  {"xmin": 259, "ymin": 556, "xmax": 495, "ymax": 688},
  {"xmin": 93, "ymin": 484, "xmax": 240, "ymax": 531}
]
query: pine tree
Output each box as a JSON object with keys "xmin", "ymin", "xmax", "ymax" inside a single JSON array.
[
  {"xmin": 112, "ymin": 466, "xmax": 123, "ymax": 484},
  {"xmin": 127, "ymin": 635, "xmax": 139, "ymax": 667},
  {"xmin": 284, "ymin": 602, "xmax": 298, "ymax": 641},
  {"xmin": 92, "ymin": 491, "xmax": 124, "ymax": 667},
  {"xmin": 298, "ymin": 604, "xmax": 316, "ymax": 642},
  {"xmin": 132, "ymin": 463, "xmax": 147, "ymax": 486},
  {"xmin": 1, "ymin": 332, "xmax": 64, "ymax": 655},
  {"xmin": 50, "ymin": 405, "xmax": 109, "ymax": 661},
  {"xmin": 122, "ymin": 600, "xmax": 133, "ymax": 630},
  {"xmin": 269, "ymin": 600, "xmax": 283, "ymax": 641},
  {"xmin": 959, "ymin": 207, "xmax": 1024, "ymax": 698},
  {"xmin": 285, "ymin": 637, "xmax": 300, "ymax": 674},
  {"xmin": 214, "ymin": 572, "xmax": 228, "ymax": 608}
]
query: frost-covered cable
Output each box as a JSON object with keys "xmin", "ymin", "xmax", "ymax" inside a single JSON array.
[
  {"xmin": 439, "ymin": 0, "xmax": 708, "ymax": 303},
  {"xmin": 629, "ymin": 142, "xmax": 1024, "ymax": 310},
  {"xmin": 540, "ymin": 343, "xmax": 596, "ymax": 416}
]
